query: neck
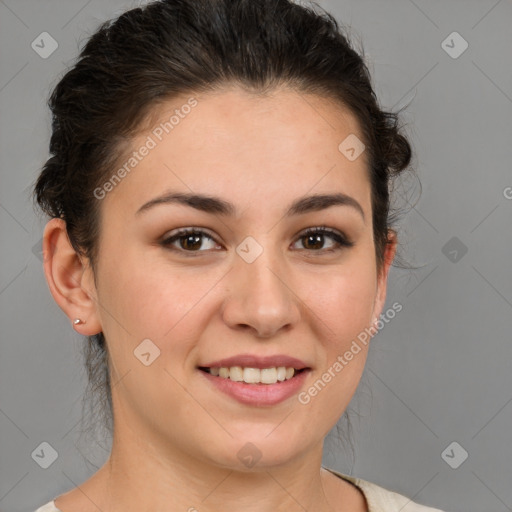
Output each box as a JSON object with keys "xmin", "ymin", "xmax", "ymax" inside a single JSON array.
[{"xmin": 69, "ymin": 423, "xmax": 341, "ymax": 512}]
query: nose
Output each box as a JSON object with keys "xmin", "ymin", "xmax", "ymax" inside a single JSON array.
[{"xmin": 221, "ymin": 246, "xmax": 301, "ymax": 338}]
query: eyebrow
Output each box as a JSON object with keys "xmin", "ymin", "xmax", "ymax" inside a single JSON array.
[{"xmin": 135, "ymin": 191, "xmax": 365, "ymax": 221}]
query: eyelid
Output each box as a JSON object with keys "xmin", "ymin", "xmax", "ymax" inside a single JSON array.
[{"xmin": 163, "ymin": 226, "xmax": 217, "ymax": 239}]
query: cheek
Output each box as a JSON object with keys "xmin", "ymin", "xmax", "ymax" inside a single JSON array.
[
  {"xmin": 298, "ymin": 266, "xmax": 376, "ymax": 423},
  {"xmin": 294, "ymin": 278, "xmax": 375, "ymax": 443},
  {"xmin": 301, "ymin": 260, "xmax": 377, "ymax": 344},
  {"xmin": 99, "ymin": 249, "xmax": 225, "ymax": 352}
]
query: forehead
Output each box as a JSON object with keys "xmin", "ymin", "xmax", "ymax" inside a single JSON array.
[{"xmin": 103, "ymin": 86, "xmax": 371, "ymax": 218}]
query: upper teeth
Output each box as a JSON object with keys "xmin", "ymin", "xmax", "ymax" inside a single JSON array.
[{"xmin": 208, "ymin": 366, "xmax": 297, "ymax": 384}]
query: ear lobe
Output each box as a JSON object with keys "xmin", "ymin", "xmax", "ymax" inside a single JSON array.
[
  {"xmin": 42, "ymin": 218, "xmax": 102, "ymax": 335},
  {"xmin": 371, "ymin": 229, "xmax": 398, "ymax": 324}
]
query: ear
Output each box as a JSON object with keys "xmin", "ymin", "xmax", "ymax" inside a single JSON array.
[
  {"xmin": 371, "ymin": 229, "xmax": 398, "ymax": 326},
  {"xmin": 42, "ymin": 218, "xmax": 103, "ymax": 335}
]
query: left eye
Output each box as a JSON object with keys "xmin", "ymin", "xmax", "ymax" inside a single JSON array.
[
  {"xmin": 292, "ymin": 227, "xmax": 353, "ymax": 252},
  {"xmin": 160, "ymin": 226, "xmax": 353, "ymax": 254}
]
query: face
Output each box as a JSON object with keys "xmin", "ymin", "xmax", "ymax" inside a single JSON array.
[{"xmin": 81, "ymin": 87, "xmax": 395, "ymax": 470}]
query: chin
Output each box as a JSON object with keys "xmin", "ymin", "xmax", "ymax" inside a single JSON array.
[{"xmin": 204, "ymin": 431, "xmax": 309, "ymax": 471}]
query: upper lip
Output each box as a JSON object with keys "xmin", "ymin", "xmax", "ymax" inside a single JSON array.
[{"xmin": 199, "ymin": 354, "xmax": 310, "ymax": 370}]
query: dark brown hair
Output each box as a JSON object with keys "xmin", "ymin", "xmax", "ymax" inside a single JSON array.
[{"xmin": 32, "ymin": 0, "xmax": 413, "ymax": 458}]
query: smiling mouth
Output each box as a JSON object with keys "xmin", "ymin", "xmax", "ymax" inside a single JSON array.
[{"xmin": 198, "ymin": 366, "xmax": 308, "ymax": 385}]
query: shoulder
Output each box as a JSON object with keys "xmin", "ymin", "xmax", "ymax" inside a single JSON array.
[
  {"xmin": 34, "ymin": 475, "xmax": 450, "ymax": 512},
  {"xmin": 33, "ymin": 500, "xmax": 61, "ymax": 512},
  {"xmin": 327, "ymin": 469, "xmax": 448, "ymax": 512}
]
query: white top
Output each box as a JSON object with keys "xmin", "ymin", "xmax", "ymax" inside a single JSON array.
[{"xmin": 33, "ymin": 467, "xmax": 447, "ymax": 512}]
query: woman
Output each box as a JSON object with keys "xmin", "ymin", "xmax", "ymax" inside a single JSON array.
[{"xmin": 32, "ymin": 0, "xmax": 447, "ymax": 510}]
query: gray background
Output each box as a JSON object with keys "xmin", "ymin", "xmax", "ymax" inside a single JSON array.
[{"xmin": 1, "ymin": 0, "xmax": 511, "ymax": 511}]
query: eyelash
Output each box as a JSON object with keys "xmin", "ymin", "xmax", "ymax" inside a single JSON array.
[{"xmin": 160, "ymin": 226, "xmax": 354, "ymax": 256}]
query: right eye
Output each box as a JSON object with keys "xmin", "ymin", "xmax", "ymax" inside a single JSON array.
[{"xmin": 160, "ymin": 227, "xmax": 223, "ymax": 254}]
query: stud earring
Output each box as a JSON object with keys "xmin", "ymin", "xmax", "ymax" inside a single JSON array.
[{"xmin": 73, "ymin": 318, "xmax": 85, "ymax": 325}]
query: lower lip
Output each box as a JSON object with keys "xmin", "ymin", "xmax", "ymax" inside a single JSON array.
[{"xmin": 198, "ymin": 368, "xmax": 311, "ymax": 406}]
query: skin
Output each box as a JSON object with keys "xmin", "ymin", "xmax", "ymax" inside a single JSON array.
[{"xmin": 43, "ymin": 86, "xmax": 397, "ymax": 512}]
